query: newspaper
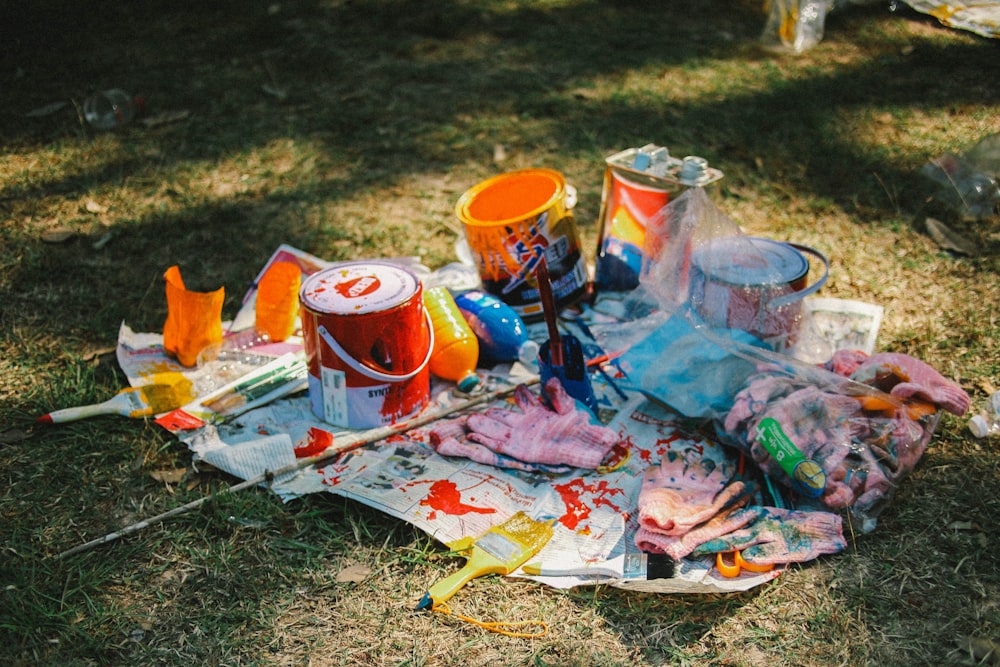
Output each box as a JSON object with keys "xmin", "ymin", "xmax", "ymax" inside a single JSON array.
[
  {"xmin": 902, "ymin": 0, "xmax": 1000, "ymax": 40},
  {"xmin": 117, "ymin": 335, "xmax": 783, "ymax": 593},
  {"xmin": 115, "ymin": 247, "xmax": 811, "ymax": 595}
]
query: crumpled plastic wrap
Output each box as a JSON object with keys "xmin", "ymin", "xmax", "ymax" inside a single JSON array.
[
  {"xmin": 723, "ymin": 349, "xmax": 968, "ymax": 531},
  {"xmin": 591, "ymin": 188, "xmax": 970, "ymax": 532},
  {"xmin": 162, "ymin": 265, "xmax": 225, "ymax": 367}
]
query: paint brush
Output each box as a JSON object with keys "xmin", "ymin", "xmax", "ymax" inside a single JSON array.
[
  {"xmin": 37, "ymin": 377, "xmax": 194, "ymax": 424},
  {"xmin": 415, "ymin": 511, "xmax": 554, "ymax": 610},
  {"xmin": 200, "ymin": 356, "xmax": 307, "ymax": 416},
  {"xmin": 535, "ymin": 256, "xmax": 563, "ymax": 367},
  {"xmin": 535, "ymin": 256, "xmax": 598, "ymax": 414}
]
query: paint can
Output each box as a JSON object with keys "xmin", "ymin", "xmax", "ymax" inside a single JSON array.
[
  {"xmin": 595, "ymin": 145, "xmax": 723, "ymax": 292},
  {"xmin": 688, "ymin": 236, "xmax": 829, "ymax": 350},
  {"xmin": 299, "ymin": 261, "xmax": 433, "ymax": 429},
  {"xmin": 455, "ymin": 168, "xmax": 588, "ymax": 321}
]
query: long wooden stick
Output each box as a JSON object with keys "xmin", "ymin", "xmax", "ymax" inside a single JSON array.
[{"xmin": 56, "ymin": 379, "xmax": 537, "ymax": 560}]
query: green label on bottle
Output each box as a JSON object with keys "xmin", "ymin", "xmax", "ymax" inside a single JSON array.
[{"xmin": 754, "ymin": 417, "xmax": 826, "ymax": 498}]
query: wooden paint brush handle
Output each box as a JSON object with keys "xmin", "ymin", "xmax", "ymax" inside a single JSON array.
[
  {"xmin": 535, "ymin": 256, "xmax": 563, "ymax": 367},
  {"xmin": 38, "ymin": 389, "xmax": 150, "ymax": 424}
]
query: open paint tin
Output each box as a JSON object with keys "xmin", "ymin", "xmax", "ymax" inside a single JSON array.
[{"xmin": 689, "ymin": 236, "xmax": 829, "ymax": 350}]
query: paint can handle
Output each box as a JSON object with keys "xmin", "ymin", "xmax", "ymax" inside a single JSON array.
[
  {"xmin": 317, "ymin": 309, "xmax": 434, "ymax": 383},
  {"xmin": 770, "ymin": 243, "xmax": 829, "ymax": 308}
]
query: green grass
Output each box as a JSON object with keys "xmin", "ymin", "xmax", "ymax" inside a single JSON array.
[{"xmin": 2, "ymin": 0, "xmax": 999, "ymax": 665}]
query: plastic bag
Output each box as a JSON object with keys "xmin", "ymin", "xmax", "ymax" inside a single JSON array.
[
  {"xmin": 593, "ymin": 189, "xmax": 969, "ymax": 532},
  {"xmin": 761, "ymin": 0, "xmax": 834, "ymax": 54},
  {"xmin": 920, "ymin": 133, "xmax": 1000, "ymax": 221},
  {"xmin": 760, "ymin": 0, "xmax": 882, "ymax": 54},
  {"xmin": 162, "ymin": 265, "xmax": 225, "ymax": 367},
  {"xmin": 642, "ymin": 188, "xmax": 828, "ymax": 354}
]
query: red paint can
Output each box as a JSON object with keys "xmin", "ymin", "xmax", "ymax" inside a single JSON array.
[{"xmin": 299, "ymin": 261, "xmax": 433, "ymax": 429}]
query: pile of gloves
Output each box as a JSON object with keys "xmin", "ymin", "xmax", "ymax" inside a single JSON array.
[
  {"xmin": 724, "ymin": 350, "xmax": 970, "ymax": 519},
  {"xmin": 634, "ymin": 452, "xmax": 846, "ymax": 566},
  {"xmin": 424, "ymin": 378, "xmax": 621, "ymax": 473}
]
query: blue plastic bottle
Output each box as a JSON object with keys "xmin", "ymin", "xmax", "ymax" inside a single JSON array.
[{"xmin": 454, "ymin": 290, "xmax": 539, "ymax": 366}]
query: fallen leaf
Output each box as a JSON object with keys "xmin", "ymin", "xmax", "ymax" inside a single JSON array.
[
  {"xmin": 41, "ymin": 228, "xmax": 76, "ymax": 243},
  {"xmin": 955, "ymin": 636, "xmax": 1000, "ymax": 664},
  {"xmin": 140, "ymin": 110, "xmax": 191, "ymax": 128},
  {"xmin": 1, "ymin": 428, "xmax": 30, "ymax": 444},
  {"xmin": 85, "ymin": 199, "xmax": 108, "ymax": 214},
  {"xmin": 150, "ymin": 468, "xmax": 187, "ymax": 484},
  {"xmin": 81, "ymin": 346, "xmax": 117, "ymax": 363},
  {"xmin": 26, "ymin": 101, "xmax": 68, "ymax": 117},
  {"xmin": 924, "ymin": 217, "xmax": 979, "ymax": 256},
  {"xmin": 336, "ymin": 563, "xmax": 372, "ymax": 583}
]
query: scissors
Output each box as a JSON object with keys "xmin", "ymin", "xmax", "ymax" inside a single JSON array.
[{"xmin": 715, "ymin": 550, "xmax": 775, "ymax": 578}]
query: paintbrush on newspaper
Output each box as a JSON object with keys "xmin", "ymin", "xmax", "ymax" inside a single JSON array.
[
  {"xmin": 199, "ymin": 355, "xmax": 307, "ymax": 417},
  {"xmin": 37, "ymin": 375, "xmax": 194, "ymax": 424}
]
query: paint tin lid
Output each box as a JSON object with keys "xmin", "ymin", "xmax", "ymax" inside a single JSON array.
[
  {"xmin": 300, "ymin": 261, "xmax": 420, "ymax": 315},
  {"xmin": 692, "ymin": 236, "xmax": 809, "ymax": 288}
]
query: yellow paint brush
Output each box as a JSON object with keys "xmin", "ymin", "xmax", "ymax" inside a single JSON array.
[
  {"xmin": 415, "ymin": 511, "xmax": 554, "ymax": 611},
  {"xmin": 37, "ymin": 375, "xmax": 194, "ymax": 424}
]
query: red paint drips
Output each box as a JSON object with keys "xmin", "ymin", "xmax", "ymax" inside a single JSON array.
[
  {"xmin": 419, "ymin": 479, "xmax": 496, "ymax": 518},
  {"xmin": 552, "ymin": 478, "xmax": 624, "ymax": 531}
]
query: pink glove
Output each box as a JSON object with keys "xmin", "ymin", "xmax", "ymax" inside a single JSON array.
[
  {"xmin": 433, "ymin": 435, "xmax": 571, "ymax": 474},
  {"xmin": 850, "ymin": 352, "xmax": 970, "ymax": 416},
  {"xmin": 637, "ymin": 454, "xmax": 752, "ymax": 536},
  {"xmin": 690, "ymin": 507, "xmax": 846, "ymax": 565},
  {"xmin": 635, "ymin": 505, "xmax": 762, "ymax": 560},
  {"xmin": 429, "ymin": 379, "xmax": 620, "ymax": 470}
]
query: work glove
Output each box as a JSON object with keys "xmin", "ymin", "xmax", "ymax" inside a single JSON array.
[
  {"xmin": 848, "ymin": 351, "xmax": 970, "ymax": 416},
  {"xmin": 431, "ymin": 416, "xmax": 573, "ymax": 474},
  {"xmin": 637, "ymin": 453, "xmax": 752, "ymax": 536},
  {"xmin": 635, "ymin": 505, "xmax": 762, "ymax": 560},
  {"xmin": 427, "ymin": 378, "xmax": 620, "ymax": 470},
  {"xmin": 690, "ymin": 506, "xmax": 846, "ymax": 565}
]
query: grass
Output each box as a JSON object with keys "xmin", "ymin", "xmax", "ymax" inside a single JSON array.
[{"xmin": 2, "ymin": 0, "xmax": 1000, "ymax": 664}]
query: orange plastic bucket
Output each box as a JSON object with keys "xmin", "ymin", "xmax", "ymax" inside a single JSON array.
[{"xmin": 455, "ymin": 168, "xmax": 588, "ymax": 321}]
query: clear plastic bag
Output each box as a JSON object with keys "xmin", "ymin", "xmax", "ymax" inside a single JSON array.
[
  {"xmin": 920, "ymin": 133, "xmax": 1000, "ymax": 221},
  {"xmin": 760, "ymin": 0, "xmax": 882, "ymax": 54},
  {"xmin": 760, "ymin": 0, "xmax": 834, "ymax": 54},
  {"xmin": 591, "ymin": 188, "xmax": 968, "ymax": 532}
]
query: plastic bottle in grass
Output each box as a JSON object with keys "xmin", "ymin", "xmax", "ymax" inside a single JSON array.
[
  {"xmin": 83, "ymin": 89, "xmax": 144, "ymax": 130},
  {"xmin": 454, "ymin": 290, "xmax": 539, "ymax": 366},
  {"xmin": 424, "ymin": 286, "xmax": 480, "ymax": 392},
  {"xmin": 969, "ymin": 391, "xmax": 1000, "ymax": 439}
]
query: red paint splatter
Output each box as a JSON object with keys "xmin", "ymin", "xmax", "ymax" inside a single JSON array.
[
  {"xmin": 294, "ymin": 426, "xmax": 334, "ymax": 458},
  {"xmin": 552, "ymin": 478, "xmax": 624, "ymax": 531},
  {"xmin": 603, "ymin": 440, "xmax": 632, "ymax": 468},
  {"xmin": 319, "ymin": 461, "xmax": 366, "ymax": 487},
  {"xmin": 419, "ymin": 479, "xmax": 496, "ymax": 518}
]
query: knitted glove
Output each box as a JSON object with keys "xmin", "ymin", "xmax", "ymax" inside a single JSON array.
[
  {"xmin": 850, "ymin": 352, "xmax": 970, "ymax": 416},
  {"xmin": 635, "ymin": 505, "xmax": 762, "ymax": 560},
  {"xmin": 637, "ymin": 454, "xmax": 752, "ymax": 536},
  {"xmin": 427, "ymin": 379, "xmax": 619, "ymax": 470},
  {"xmin": 690, "ymin": 506, "xmax": 846, "ymax": 565},
  {"xmin": 432, "ymin": 435, "xmax": 572, "ymax": 474},
  {"xmin": 460, "ymin": 378, "xmax": 620, "ymax": 469}
]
